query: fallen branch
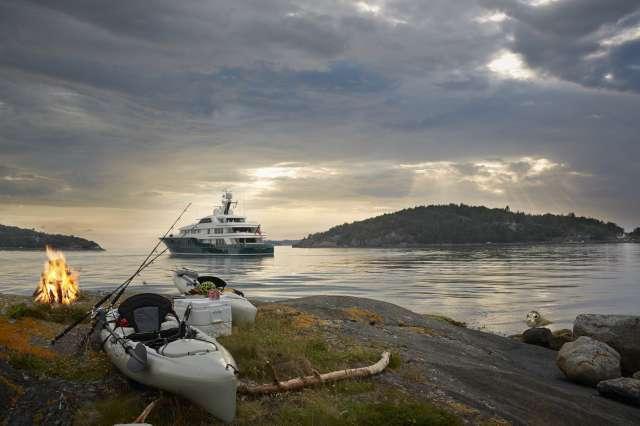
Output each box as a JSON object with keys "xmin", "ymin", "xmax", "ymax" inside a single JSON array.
[
  {"xmin": 134, "ymin": 398, "xmax": 162, "ymax": 423},
  {"xmin": 238, "ymin": 351, "xmax": 391, "ymax": 396}
]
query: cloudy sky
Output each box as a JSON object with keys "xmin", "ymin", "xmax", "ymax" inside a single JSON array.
[{"xmin": 1, "ymin": 0, "xmax": 639, "ymax": 249}]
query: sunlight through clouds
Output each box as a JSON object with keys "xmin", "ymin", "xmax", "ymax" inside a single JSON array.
[
  {"xmin": 487, "ymin": 50, "xmax": 537, "ymax": 80},
  {"xmin": 401, "ymin": 157, "xmax": 564, "ymax": 195},
  {"xmin": 475, "ymin": 12, "xmax": 508, "ymax": 24}
]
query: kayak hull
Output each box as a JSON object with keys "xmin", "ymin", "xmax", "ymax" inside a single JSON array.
[
  {"xmin": 100, "ymin": 313, "xmax": 237, "ymax": 423},
  {"xmin": 173, "ymin": 273, "xmax": 257, "ymax": 325}
]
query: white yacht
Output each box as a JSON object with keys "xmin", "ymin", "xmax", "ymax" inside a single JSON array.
[{"xmin": 161, "ymin": 191, "xmax": 274, "ymax": 256}]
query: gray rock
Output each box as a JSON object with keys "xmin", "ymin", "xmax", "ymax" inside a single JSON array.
[
  {"xmin": 522, "ymin": 327, "xmax": 552, "ymax": 348},
  {"xmin": 550, "ymin": 328, "xmax": 574, "ymax": 351},
  {"xmin": 556, "ymin": 336, "xmax": 621, "ymax": 386},
  {"xmin": 633, "ymin": 371, "xmax": 640, "ymax": 380},
  {"xmin": 574, "ymin": 314, "xmax": 640, "ymax": 375},
  {"xmin": 597, "ymin": 378, "xmax": 640, "ymax": 407}
]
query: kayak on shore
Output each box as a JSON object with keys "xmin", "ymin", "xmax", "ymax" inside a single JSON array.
[
  {"xmin": 173, "ymin": 268, "xmax": 257, "ymax": 325},
  {"xmin": 98, "ymin": 293, "xmax": 238, "ymax": 423}
]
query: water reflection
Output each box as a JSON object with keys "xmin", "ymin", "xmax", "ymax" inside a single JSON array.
[{"xmin": 1, "ymin": 244, "xmax": 638, "ymax": 334}]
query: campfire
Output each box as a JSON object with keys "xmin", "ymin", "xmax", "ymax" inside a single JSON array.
[{"xmin": 33, "ymin": 246, "xmax": 80, "ymax": 305}]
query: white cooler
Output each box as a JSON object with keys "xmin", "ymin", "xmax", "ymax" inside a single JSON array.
[{"xmin": 173, "ymin": 297, "xmax": 232, "ymax": 337}]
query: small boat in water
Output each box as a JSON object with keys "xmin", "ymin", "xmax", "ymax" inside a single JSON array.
[
  {"xmin": 98, "ymin": 293, "xmax": 238, "ymax": 423},
  {"xmin": 173, "ymin": 268, "xmax": 257, "ymax": 325},
  {"xmin": 161, "ymin": 190, "xmax": 274, "ymax": 256}
]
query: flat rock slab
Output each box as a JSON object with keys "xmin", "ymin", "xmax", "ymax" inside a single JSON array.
[
  {"xmin": 282, "ymin": 296, "xmax": 640, "ymax": 426},
  {"xmin": 597, "ymin": 378, "xmax": 640, "ymax": 407}
]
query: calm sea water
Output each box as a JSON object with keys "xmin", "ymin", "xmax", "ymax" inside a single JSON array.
[{"xmin": 1, "ymin": 244, "xmax": 639, "ymax": 334}]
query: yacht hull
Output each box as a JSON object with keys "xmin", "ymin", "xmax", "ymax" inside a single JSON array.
[{"xmin": 161, "ymin": 237, "xmax": 274, "ymax": 256}]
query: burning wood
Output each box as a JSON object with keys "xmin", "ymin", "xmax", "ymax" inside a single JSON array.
[{"xmin": 33, "ymin": 246, "xmax": 80, "ymax": 305}]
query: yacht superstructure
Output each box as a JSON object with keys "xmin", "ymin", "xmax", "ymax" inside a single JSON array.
[{"xmin": 161, "ymin": 191, "xmax": 274, "ymax": 256}]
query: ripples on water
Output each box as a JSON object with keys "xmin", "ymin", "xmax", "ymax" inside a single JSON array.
[{"xmin": 1, "ymin": 244, "xmax": 638, "ymax": 334}]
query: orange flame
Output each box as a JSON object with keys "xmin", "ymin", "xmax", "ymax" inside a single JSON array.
[{"xmin": 33, "ymin": 246, "xmax": 80, "ymax": 305}]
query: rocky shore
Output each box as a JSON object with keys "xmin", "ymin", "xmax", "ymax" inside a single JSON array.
[{"xmin": 1, "ymin": 292, "xmax": 638, "ymax": 425}]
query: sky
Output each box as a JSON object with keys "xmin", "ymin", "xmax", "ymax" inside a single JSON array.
[{"xmin": 1, "ymin": 0, "xmax": 639, "ymax": 249}]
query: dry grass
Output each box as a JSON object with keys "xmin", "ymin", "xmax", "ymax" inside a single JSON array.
[
  {"xmin": 0, "ymin": 310, "xmax": 112, "ymax": 382},
  {"xmin": 341, "ymin": 307, "xmax": 384, "ymax": 325}
]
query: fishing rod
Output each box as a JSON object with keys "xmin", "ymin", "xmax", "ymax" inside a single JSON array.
[
  {"xmin": 50, "ymin": 245, "xmax": 171, "ymax": 345},
  {"xmin": 51, "ymin": 203, "xmax": 191, "ymax": 345},
  {"xmin": 51, "ymin": 247, "xmax": 167, "ymax": 344},
  {"xmin": 109, "ymin": 202, "xmax": 191, "ymax": 308},
  {"xmin": 67, "ymin": 247, "xmax": 169, "ymax": 349}
]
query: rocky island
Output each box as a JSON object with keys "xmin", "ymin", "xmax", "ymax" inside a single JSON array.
[
  {"xmin": 296, "ymin": 204, "xmax": 627, "ymax": 248},
  {"xmin": 0, "ymin": 224, "xmax": 103, "ymax": 251}
]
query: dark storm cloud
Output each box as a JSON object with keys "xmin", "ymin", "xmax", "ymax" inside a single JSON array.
[
  {"xmin": 1, "ymin": 0, "xmax": 640, "ymax": 236},
  {"xmin": 484, "ymin": 0, "xmax": 640, "ymax": 92}
]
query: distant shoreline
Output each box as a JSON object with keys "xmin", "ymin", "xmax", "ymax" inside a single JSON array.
[
  {"xmin": 0, "ymin": 247, "xmax": 105, "ymax": 252},
  {"xmin": 0, "ymin": 224, "xmax": 104, "ymax": 251},
  {"xmin": 293, "ymin": 239, "xmax": 637, "ymax": 249}
]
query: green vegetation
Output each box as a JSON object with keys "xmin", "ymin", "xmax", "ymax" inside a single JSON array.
[
  {"xmin": 217, "ymin": 304, "xmax": 381, "ymax": 382},
  {"xmin": 0, "ymin": 224, "xmax": 102, "ymax": 250},
  {"xmin": 296, "ymin": 204, "xmax": 624, "ymax": 247},
  {"xmin": 74, "ymin": 394, "xmax": 145, "ymax": 426},
  {"xmin": 629, "ymin": 227, "xmax": 640, "ymax": 240},
  {"xmin": 72, "ymin": 384, "xmax": 459, "ymax": 426},
  {"xmin": 424, "ymin": 314, "xmax": 467, "ymax": 328},
  {"xmin": 7, "ymin": 302, "xmax": 89, "ymax": 324},
  {"xmin": 270, "ymin": 387, "xmax": 461, "ymax": 426},
  {"xmin": 7, "ymin": 351, "xmax": 111, "ymax": 381}
]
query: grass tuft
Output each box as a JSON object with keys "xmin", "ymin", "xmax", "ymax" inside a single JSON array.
[
  {"xmin": 218, "ymin": 303, "xmax": 380, "ymax": 382},
  {"xmin": 7, "ymin": 350, "xmax": 111, "ymax": 381},
  {"xmin": 7, "ymin": 302, "xmax": 89, "ymax": 324},
  {"xmin": 424, "ymin": 314, "xmax": 467, "ymax": 328},
  {"xmin": 73, "ymin": 393, "xmax": 145, "ymax": 426}
]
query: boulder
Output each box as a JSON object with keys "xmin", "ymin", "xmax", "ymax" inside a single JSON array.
[
  {"xmin": 522, "ymin": 327, "xmax": 552, "ymax": 348},
  {"xmin": 597, "ymin": 378, "xmax": 640, "ymax": 407},
  {"xmin": 550, "ymin": 329, "xmax": 574, "ymax": 350},
  {"xmin": 633, "ymin": 371, "xmax": 640, "ymax": 380},
  {"xmin": 556, "ymin": 336, "xmax": 621, "ymax": 386},
  {"xmin": 573, "ymin": 314, "xmax": 640, "ymax": 375}
]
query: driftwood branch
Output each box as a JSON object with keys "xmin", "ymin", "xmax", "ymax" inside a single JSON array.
[
  {"xmin": 134, "ymin": 398, "xmax": 162, "ymax": 423},
  {"xmin": 238, "ymin": 351, "xmax": 391, "ymax": 396}
]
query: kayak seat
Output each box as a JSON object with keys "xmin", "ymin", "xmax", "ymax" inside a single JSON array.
[{"xmin": 118, "ymin": 293, "xmax": 179, "ymax": 334}]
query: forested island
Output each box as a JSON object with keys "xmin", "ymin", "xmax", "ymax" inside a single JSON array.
[
  {"xmin": 0, "ymin": 224, "xmax": 103, "ymax": 251},
  {"xmin": 295, "ymin": 204, "xmax": 629, "ymax": 248}
]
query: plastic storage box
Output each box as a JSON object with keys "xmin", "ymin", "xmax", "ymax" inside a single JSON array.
[{"xmin": 173, "ymin": 297, "xmax": 232, "ymax": 337}]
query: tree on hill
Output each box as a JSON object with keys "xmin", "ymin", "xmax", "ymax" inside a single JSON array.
[
  {"xmin": 0, "ymin": 224, "xmax": 103, "ymax": 250},
  {"xmin": 295, "ymin": 204, "xmax": 624, "ymax": 248}
]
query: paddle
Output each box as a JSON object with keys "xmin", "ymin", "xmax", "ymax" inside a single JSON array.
[{"xmin": 95, "ymin": 309, "xmax": 148, "ymax": 373}]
